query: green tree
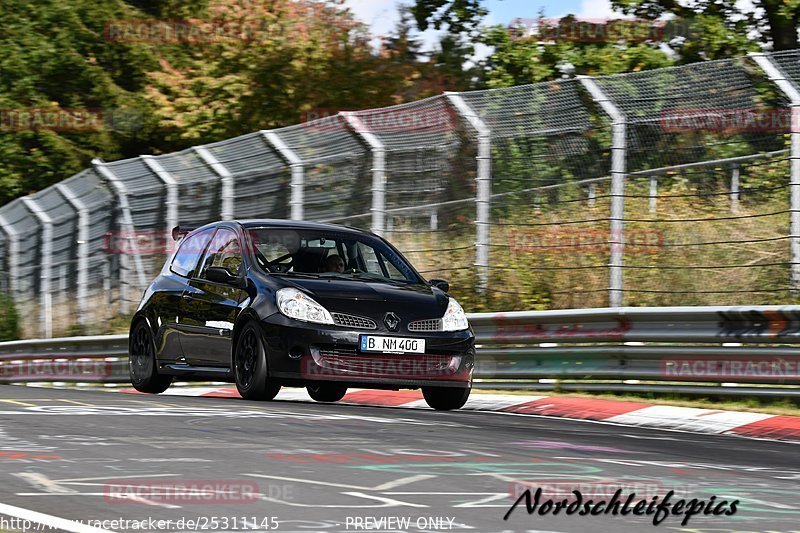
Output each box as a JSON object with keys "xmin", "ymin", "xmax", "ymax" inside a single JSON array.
[
  {"xmin": 145, "ymin": 0, "xmax": 418, "ymax": 144},
  {"xmin": 480, "ymin": 19, "xmax": 674, "ymax": 88},
  {"xmin": 0, "ymin": 0, "xmax": 171, "ymax": 204},
  {"xmin": 612, "ymin": 0, "xmax": 800, "ymax": 54}
]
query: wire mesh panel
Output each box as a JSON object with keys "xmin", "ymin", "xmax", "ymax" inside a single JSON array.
[
  {"xmin": 459, "ymin": 81, "xmax": 612, "ymax": 310},
  {"xmin": 595, "ymin": 58, "xmax": 791, "ymax": 304},
  {"xmin": 0, "ymin": 199, "xmax": 40, "ymax": 303},
  {"xmin": 153, "ymin": 148, "xmax": 221, "ymax": 227},
  {"xmin": 102, "ymin": 157, "xmax": 168, "ymax": 280},
  {"xmin": 60, "ymin": 169, "xmax": 116, "ymax": 296},
  {"xmin": 203, "ymin": 132, "xmax": 289, "ymax": 220},
  {"xmin": 766, "ymin": 49, "xmax": 800, "ymax": 90},
  {"xmin": 348, "ymin": 96, "xmax": 470, "ymax": 281},
  {"xmin": 29, "ymin": 186, "xmax": 78, "ymax": 303},
  {"xmin": 623, "ymin": 159, "xmax": 790, "ymax": 305},
  {"xmin": 104, "ymin": 157, "xmax": 166, "ymax": 231},
  {"xmin": 275, "ymin": 116, "xmax": 368, "ymax": 226}
]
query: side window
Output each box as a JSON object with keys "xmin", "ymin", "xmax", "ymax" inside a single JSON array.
[
  {"xmin": 357, "ymin": 242, "xmax": 383, "ymax": 275},
  {"xmin": 382, "ymin": 255, "xmax": 408, "ymax": 281},
  {"xmin": 200, "ymin": 229, "xmax": 243, "ymax": 278},
  {"xmin": 170, "ymin": 229, "xmax": 214, "ymax": 278}
]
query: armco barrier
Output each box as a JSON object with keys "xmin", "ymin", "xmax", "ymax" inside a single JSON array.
[{"xmin": 1, "ymin": 307, "xmax": 800, "ymax": 395}]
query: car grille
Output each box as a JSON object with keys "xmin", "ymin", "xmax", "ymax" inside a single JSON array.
[
  {"xmin": 332, "ymin": 313, "xmax": 377, "ymax": 330},
  {"xmin": 317, "ymin": 349, "xmax": 454, "ymax": 375},
  {"xmin": 407, "ymin": 318, "xmax": 442, "ymax": 332}
]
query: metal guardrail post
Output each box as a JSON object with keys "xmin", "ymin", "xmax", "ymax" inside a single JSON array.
[
  {"xmin": 142, "ymin": 156, "xmax": 179, "ymax": 242},
  {"xmin": 55, "ymin": 184, "xmax": 89, "ymax": 329},
  {"xmin": 194, "ymin": 146, "xmax": 235, "ymax": 221},
  {"xmin": 340, "ymin": 113, "xmax": 386, "ymax": 236},
  {"xmin": 20, "ymin": 198, "xmax": 53, "ymax": 338},
  {"xmin": 0, "ymin": 214, "xmax": 19, "ymax": 298},
  {"xmin": 263, "ymin": 131, "xmax": 304, "ymax": 221},
  {"xmin": 750, "ymin": 52, "xmax": 800, "ymax": 295},
  {"xmin": 579, "ymin": 76, "xmax": 627, "ymax": 308},
  {"xmin": 92, "ymin": 159, "xmax": 147, "ymax": 313},
  {"xmin": 445, "ymin": 92, "xmax": 492, "ymax": 294}
]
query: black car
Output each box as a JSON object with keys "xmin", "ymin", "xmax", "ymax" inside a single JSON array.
[{"xmin": 129, "ymin": 220, "xmax": 475, "ymax": 410}]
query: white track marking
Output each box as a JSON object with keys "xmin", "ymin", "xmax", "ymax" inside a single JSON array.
[
  {"xmin": 0, "ymin": 502, "xmax": 117, "ymax": 533},
  {"xmin": 245, "ymin": 473, "xmax": 434, "ymax": 492},
  {"xmin": 605, "ymin": 405, "xmax": 775, "ymax": 434}
]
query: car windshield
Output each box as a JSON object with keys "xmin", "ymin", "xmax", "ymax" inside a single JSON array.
[{"xmin": 247, "ymin": 227, "xmax": 422, "ymax": 284}]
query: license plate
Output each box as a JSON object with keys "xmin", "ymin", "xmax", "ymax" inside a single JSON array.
[{"xmin": 359, "ymin": 335, "xmax": 426, "ymax": 354}]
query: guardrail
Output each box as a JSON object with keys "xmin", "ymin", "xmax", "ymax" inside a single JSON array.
[{"xmin": 2, "ymin": 306, "xmax": 800, "ymax": 396}]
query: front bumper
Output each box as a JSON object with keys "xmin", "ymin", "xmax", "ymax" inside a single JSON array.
[{"xmin": 259, "ymin": 314, "xmax": 475, "ymax": 389}]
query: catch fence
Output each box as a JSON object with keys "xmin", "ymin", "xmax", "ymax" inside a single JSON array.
[{"xmin": 3, "ymin": 51, "xmax": 800, "ymax": 337}]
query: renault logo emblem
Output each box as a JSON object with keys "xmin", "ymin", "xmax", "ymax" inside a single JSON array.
[{"xmin": 384, "ymin": 312, "xmax": 400, "ymax": 332}]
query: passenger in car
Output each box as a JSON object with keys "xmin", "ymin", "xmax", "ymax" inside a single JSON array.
[{"xmin": 324, "ymin": 254, "xmax": 345, "ymax": 273}]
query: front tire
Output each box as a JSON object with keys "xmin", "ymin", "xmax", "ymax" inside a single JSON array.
[
  {"xmin": 306, "ymin": 382, "xmax": 347, "ymax": 403},
  {"xmin": 422, "ymin": 386, "xmax": 470, "ymax": 411},
  {"xmin": 129, "ymin": 321, "xmax": 172, "ymax": 394},
  {"xmin": 234, "ymin": 322, "xmax": 281, "ymax": 401}
]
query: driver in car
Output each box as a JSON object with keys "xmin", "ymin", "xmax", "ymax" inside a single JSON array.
[{"xmin": 324, "ymin": 254, "xmax": 345, "ymax": 273}]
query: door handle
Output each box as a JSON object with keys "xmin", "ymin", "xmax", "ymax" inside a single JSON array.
[{"xmin": 182, "ymin": 293, "xmax": 195, "ymax": 301}]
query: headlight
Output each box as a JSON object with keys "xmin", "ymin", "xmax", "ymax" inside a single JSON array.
[
  {"xmin": 442, "ymin": 297, "xmax": 469, "ymax": 331},
  {"xmin": 276, "ymin": 288, "xmax": 334, "ymax": 325}
]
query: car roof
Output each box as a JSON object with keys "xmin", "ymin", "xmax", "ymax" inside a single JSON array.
[{"xmin": 196, "ymin": 219, "xmax": 373, "ymax": 237}]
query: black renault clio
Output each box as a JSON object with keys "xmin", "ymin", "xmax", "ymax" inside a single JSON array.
[{"xmin": 129, "ymin": 220, "xmax": 475, "ymax": 410}]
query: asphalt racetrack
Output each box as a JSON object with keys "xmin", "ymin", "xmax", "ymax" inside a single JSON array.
[{"xmin": 0, "ymin": 385, "xmax": 797, "ymax": 533}]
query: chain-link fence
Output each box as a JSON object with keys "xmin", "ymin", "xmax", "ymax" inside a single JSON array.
[{"xmin": 3, "ymin": 50, "xmax": 800, "ymax": 338}]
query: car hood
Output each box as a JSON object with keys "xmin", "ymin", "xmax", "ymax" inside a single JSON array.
[{"xmin": 282, "ymin": 277, "xmax": 449, "ymax": 319}]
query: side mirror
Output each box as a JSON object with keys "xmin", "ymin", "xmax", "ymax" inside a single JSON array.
[
  {"xmin": 206, "ymin": 266, "xmax": 241, "ymax": 286},
  {"xmin": 429, "ymin": 279, "xmax": 450, "ymax": 293}
]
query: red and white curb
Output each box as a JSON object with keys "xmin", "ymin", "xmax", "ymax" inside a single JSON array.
[{"xmin": 114, "ymin": 385, "xmax": 800, "ymax": 444}]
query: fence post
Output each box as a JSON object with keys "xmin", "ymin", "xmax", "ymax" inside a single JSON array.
[
  {"xmin": 56, "ymin": 183, "xmax": 89, "ymax": 330},
  {"xmin": 730, "ymin": 163, "xmax": 740, "ymax": 213},
  {"xmin": 750, "ymin": 52, "xmax": 800, "ymax": 295},
  {"xmin": 93, "ymin": 159, "xmax": 148, "ymax": 314},
  {"xmin": 263, "ymin": 131, "xmax": 304, "ymax": 221},
  {"xmin": 194, "ymin": 146, "xmax": 235, "ymax": 221},
  {"xmin": 445, "ymin": 92, "xmax": 491, "ymax": 294},
  {"xmin": 0, "ymin": 214, "xmax": 19, "ymax": 300},
  {"xmin": 20, "ymin": 198, "xmax": 53, "ymax": 338},
  {"xmin": 340, "ymin": 113, "xmax": 386, "ymax": 236},
  {"xmin": 649, "ymin": 175, "xmax": 658, "ymax": 214},
  {"xmin": 579, "ymin": 76, "xmax": 627, "ymax": 307},
  {"xmin": 142, "ymin": 156, "xmax": 179, "ymax": 240}
]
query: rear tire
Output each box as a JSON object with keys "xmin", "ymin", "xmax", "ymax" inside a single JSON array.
[
  {"xmin": 234, "ymin": 323, "xmax": 281, "ymax": 401},
  {"xmin": 306, "ymin": 382, "xmax": 348, "ymax": 403},
  {"xmin": 422, "ymin": 386, "xmax": 470, "ymax": 411},
  {"xmin": 129, "ymin": 321, "xmax": 173, "ymax": 394}
]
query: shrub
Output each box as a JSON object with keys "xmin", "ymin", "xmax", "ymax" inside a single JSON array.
[{"xmin": 0, "ymin": 292, "xmax": 20, "ymax": 341}]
